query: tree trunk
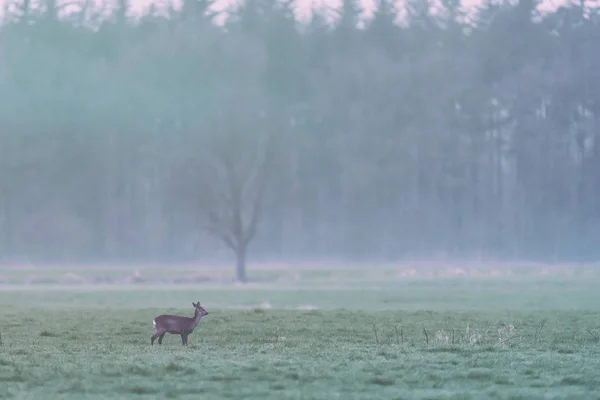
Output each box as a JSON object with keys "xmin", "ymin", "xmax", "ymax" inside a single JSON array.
[{"xmin": 235, "ymin": 245, "xmax": 247, "ymax": 283}]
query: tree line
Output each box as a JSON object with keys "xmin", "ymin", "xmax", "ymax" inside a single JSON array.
[{"xmin": 0, "ymin": 0, "xmax": 599, "ymax": 278}]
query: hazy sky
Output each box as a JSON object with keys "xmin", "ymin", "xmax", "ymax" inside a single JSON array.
[{"xmin": 0, "ymin": 0, "xmax": 568, "ymax": 23}]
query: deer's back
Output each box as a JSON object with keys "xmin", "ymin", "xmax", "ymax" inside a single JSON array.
[{"xmin": 153, "ymin": 314, "xmax": 193, "ymax": 333}]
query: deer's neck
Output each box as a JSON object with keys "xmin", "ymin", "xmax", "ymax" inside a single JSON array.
[{"xmin": 189, "ymin": 312, "xmax": 203, "ymax": 330}]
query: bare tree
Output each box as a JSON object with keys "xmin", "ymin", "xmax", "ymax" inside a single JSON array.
[
  {"xmin": 172, "ymin": 103, "xmax": 280, "ymax": 282},
  {"xmin": 203, "ymin": 124, "xmax": 276, "ymax": 282}
]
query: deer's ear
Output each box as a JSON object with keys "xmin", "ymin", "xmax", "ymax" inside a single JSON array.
[{"xmin": 192, "ymin": 302, "xmax": 197, "ymax": 307}]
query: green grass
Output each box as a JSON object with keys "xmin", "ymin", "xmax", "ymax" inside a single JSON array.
[{"xmin": 1, "ymin": 265, "xmax": 600, "ymax": 399}]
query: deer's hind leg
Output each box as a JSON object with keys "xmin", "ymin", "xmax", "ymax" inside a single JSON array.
[{"xmin": 151, "ymin": 330, "xmax": 166, "ymax": 345}]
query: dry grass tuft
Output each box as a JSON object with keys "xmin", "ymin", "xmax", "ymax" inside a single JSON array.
[
  {"xmin": 497, "ymin": 324, "xmax": 516, "ymax": 346},
  {"xmin": 435, "ymin": 329, "xmax": 450, "ymax": 345}
]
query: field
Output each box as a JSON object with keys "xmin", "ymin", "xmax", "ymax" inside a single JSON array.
[{"xmin": 1, "ymin": 262, "xmax": 600, "ymax": 399}]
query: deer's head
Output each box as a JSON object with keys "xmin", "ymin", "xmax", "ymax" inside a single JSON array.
[{"xmin": 192, "ymin": 301, "xmax": 209, "ymax": 317}]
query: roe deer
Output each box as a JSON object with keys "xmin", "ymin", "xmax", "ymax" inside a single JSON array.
[{"xmin": 151, "ymin": 301, "xmax": 209, "ymax": 345}]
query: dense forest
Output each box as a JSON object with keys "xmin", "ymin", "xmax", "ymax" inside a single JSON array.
[{"xmin": 0, "ymin": 0, "xmax": 598, "ymax": 275}]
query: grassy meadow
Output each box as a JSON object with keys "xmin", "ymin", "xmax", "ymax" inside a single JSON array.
[{"xmin": 1, "ymin": 262, "xmax": 600, "ymax": 399}]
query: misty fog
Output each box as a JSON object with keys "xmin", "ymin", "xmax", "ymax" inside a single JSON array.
[{"xmin": 0, "ymin": 0, "xmax": 598, "ymax": 272}]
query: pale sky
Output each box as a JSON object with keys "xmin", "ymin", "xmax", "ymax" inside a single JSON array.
[
  {"xmin": 0, "ymin": 0, "xmax": 571, "ymax": 24},
  {"xmin": 133, "ymin": 0, "xmax": 566, "ymax": 23}
]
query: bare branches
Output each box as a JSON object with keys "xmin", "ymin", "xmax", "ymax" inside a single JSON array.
[
  {"xmin": 202, "ymin": 216, "xmax": 236, "ymax": 251},
  {"xmin": 168, "ymin": 100, "xmax": 279, "ymax": 282},
  {"xmin": 242, "ymin": 131, "xmax": 276, "ymax": 246}
]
